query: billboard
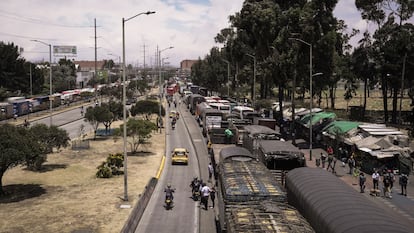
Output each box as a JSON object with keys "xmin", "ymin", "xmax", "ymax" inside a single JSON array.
[{"xmin": 53, "ymin": 46, "xmax": 77, "ymax": 57}]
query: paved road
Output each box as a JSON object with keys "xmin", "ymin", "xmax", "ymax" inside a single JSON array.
[{"xmin": 135, "ymin": 100, "xmax": 202, "ymax": 233}]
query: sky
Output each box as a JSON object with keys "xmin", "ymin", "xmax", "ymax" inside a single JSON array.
[{"xmin": 0, "ymin": 0, "xmax": 409, "ymax": 67}]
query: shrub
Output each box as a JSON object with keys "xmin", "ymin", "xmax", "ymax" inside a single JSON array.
[
  {"xmin": 96, "ymin": 162, "xmax": 113, "ymax": 178},
  {"xmin": 96, "ymin": 153, "xmax": 124, "ymax": 178}
]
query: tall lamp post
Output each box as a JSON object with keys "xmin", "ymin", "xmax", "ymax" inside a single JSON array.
[
  {"xmin": 246, "ymin": 54, "xmax": 256, "ymax": 108},
  {"xmin": 32, "ymin": 40, "xmax": 53, "ymax": 126},
  {"xmin": 158, "ymin": 46, "xmax": 174, "ymax": 124},
  {"xmin": 222, "ymin": 59, "xmax": 230, "ymax": 97},
  {"xmin": 288, "ymin": 38, "xmax": 322, "ymax": 161},
  {"xmin": 122, "ymin": 11, "xmax": 155, "ymax": 201}
]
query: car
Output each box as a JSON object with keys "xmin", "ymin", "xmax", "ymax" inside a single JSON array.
[
  {"xmin": 169, "ymin": 110, "xmax": 178, "ymax": 118},
  {"xmin": 171, "ymin": 147, "xmax": 189, "ymax": 165}
]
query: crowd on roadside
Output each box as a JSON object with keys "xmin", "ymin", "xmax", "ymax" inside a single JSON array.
[{"xmin": 314, "ymin": 145, "xmax": 410, "ymax": 198}]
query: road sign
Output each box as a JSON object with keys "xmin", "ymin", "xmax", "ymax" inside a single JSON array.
[{"xmin": 53, "ymin": 46, "xmax": 77, "ymax": 57}]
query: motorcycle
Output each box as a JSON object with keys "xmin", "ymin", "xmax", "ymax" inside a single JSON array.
[
  {"xmin": 171, "ymin": 119, "xmax": 176, "ymax": 130},
  {"xmin": 190, "ymin": 178, "xmax": 201, "ymax": 201},
  {"xmin": 192, "ymin": 189, "xmax": 200, "ymax": 201},
  {"xmin": 165, "ymin": 195, "xmax": 174, "ymax": 210}
]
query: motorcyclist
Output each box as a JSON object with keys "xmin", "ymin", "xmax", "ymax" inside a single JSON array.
[
  {"xmin": 190, "ymin": 177, "xmax": 201, "ymax": 194},
  {"xmin": 171, "ymin": 117, "xmax": 177, "ymax": 129},
  {"xmin": 164, "ymin": 184, "xmax": 175, "ymax": 201}
]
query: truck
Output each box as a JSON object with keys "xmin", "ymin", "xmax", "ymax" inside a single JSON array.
[
  {"xmin": 257, "ymin": 140, "xmax": 306, "ymax": 171},
  {"xmin": 217, "ymin": 147, "xmax": 314, "ymax": 233}
]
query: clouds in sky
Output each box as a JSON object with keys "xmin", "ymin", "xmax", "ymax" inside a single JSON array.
[{"xmin": 1, "ymin": 0, "xmax": 409, "ymax": 67}]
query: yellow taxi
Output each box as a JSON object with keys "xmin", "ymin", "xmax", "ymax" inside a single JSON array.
[
  {"xmin": 171, "ymin": 147, "xmax": 189, "ymax": 165},
  {"xmin": 169, "ymin": 110, "xmax": 178, "ymax": 118}
]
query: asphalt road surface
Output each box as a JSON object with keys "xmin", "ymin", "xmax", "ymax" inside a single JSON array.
[{"xmin": 135, "ymin": 102, "xmax": 201, "ymax": 233}]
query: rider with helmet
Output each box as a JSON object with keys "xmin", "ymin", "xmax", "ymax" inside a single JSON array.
[{"xmin": 164, "ymin": 184, "xmax": 175, "ymax": 201}]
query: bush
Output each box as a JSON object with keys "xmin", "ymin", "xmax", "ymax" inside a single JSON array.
[
  {"xmin": 96, "ymin": 162, "xmax": 113, "ymax": 178},
  {"xmin": 96, "ymin": 153, "xmax": 124, "ymax": 178}
]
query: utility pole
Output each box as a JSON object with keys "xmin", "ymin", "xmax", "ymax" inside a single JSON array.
[{"xmin": 94, "ymin": 18, "xmax": 97, "ymax": 82}]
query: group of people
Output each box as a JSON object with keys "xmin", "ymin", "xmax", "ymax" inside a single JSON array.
[
  {"xmin": 189, "ymin": 177, "xmax": 216, "ymax": 210},
  {"xmin": 317, "ymin": 145, "xmax": 409, "ymax": 198}
]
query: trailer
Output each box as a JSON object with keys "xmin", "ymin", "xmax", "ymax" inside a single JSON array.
[
  {"xmin": 257, "ymin": 140, "xmax": 306, "ymax": 170},
  {"xmin": 217, "ymin": 147, "xmax": 314, "ymax": 233},
  {"xmin": 286, "ymin": 167, "xmax": 414, "ymax": 233},
  {"xmin": 189, "ymin": 94, "xmax": 205, "ymax": 115},
  {"xmin": 242, "ymin": 125, "xmax": 281, "ymax": 156}
]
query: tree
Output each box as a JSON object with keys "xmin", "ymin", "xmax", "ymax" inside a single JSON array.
[
  {"xmin": 0, "ymin": 124, "xmax": 42, "ymax": 195},
  {"xmin": 119, "ymin": 119, "xmax": 157, "ymax": 154},
  {"xmin": 130, "ymin": 100, "xmax": 160, "ymax": 120},
  {"xmin": 0, "ymin": 42, "xmax": 44, "ymax": 97},
  {"xmin": 27, "ymin": 124, "xmax": 70, "ymax": 170},
  {"xmin": 53, "ymin": 58, "xmax": 76, "ymax": 92}
]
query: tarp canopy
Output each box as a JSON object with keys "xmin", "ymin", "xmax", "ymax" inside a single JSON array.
[
  {"xmin": 299, "ymin": 112, "xmax": 336, "ymax": 127},
  {"xmin": 322, "ymin": 121, "xmax": 360, "ymax": 137}
]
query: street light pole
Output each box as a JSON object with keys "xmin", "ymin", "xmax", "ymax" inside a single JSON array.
[
  {"xmin": 32, "ymin": 40, "xmax": 53, "ymax": 126},
  {"xmin": 222, "ymin": 59, "xmax": 230, "ymax": 97},
  {"xmin": 158, "ymin": 46, "xmax": 174, "ymax": 126},
  {"xmin": 246, "ymin": 54, "xmax": 256, "ymax": 108},
  {"xmin": 288, "ymin": 37, "xmax": 315, "ymax": 161},
  {"xmin": 121, "ymin": 11, "xmax": 155, "ymax": 202}
]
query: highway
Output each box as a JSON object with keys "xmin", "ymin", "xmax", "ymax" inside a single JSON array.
[{"xmin": 135, "ymin": 101, "xmax": 202, "ymax": 233}]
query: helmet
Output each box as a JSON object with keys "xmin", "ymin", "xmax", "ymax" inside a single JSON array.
[{"xmin": 167, "ymin": 184, "xmax": 171, "ymax": 188}]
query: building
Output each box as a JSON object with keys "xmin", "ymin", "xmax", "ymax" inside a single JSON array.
[
  {"xmin": 74, "ymin": 60, "xmax": 106, "ymax": 88},
  {"xmin": 180, "ymin": 59, "xmax": 198, "ymax": 79}
]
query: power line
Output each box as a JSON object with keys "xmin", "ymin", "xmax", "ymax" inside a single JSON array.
[
  {"xmin": 0, "ymin": 31, "xmax": 56, "ymax": 41},
  {"xmin": 0, "ymin": 10, "xmax": 95, "ymax": 28}
]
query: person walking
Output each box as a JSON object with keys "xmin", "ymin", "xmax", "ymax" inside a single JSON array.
[
  {"xmin": 208, "ymin": 163, "xmax": 214, "ymax": 182},
  {"xmin": 320, "ymin": 153, "xmax": 327, "ymax": 169},
  {"xmin": 327, "ymin": 153, "xmax": 334, "ymax": 172},
  {"xmin": 383, "ymin": 172, "xmax": 392, "ymax": 198},
  {"xmin": 200, "ymin": 183, "xmax": 211, "ymax": 210},
  {"xmin": 359, "ymin": 172, "xmax": 366, "ymax": 193},
  {"xmin": 348, "ymin": 156, "xmax": 355, "ymax": 175},
  {"xmin": 210, "ymin": 186, "xmax": 216, "ymax": 208},
  {"xmin": 327, "ymin": 145, "xmax": 334, "ymax": 157},
  {"xmin": 372, "ymin": 169, "xmax": 380, "ymax": 190},
  {"xmin": 399, "ymin": 173, "xmax": 408, "ymax": 196}
]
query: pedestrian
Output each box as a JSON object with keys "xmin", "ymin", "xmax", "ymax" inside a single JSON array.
[
  {"xmin": 320, "ymin": 153, "xmax": 327, "ymax": 169},
  {"xmin": 399, "ymin": 173, "xmax": 408, "ymax": 196},
  {"xmin": 327, "ymin": 153, "xmax": 334, "ymax": 172},
  {"xmin": 200, "ymin": 183, "xmax": 211, "ymax": 210},
  {"xmin": 331, "ymin": 157, "xmax": 337, "ymax": 174},
  {"xmin": 315, "ymin": 157, "xmax": 321, "ymax": 168},
  {"xmin": 348, "ymin": 156, "xmax": 355, "ymax": 175},
  {"xmin": 210, "ymin": 186, "xmax": 216, "ymax": 208},
  {"xmin": 383, "ymin": 172, "xmax": 392, "ymax": 198},
  {"xmin": 372, "ymin": 169, "xmax": 380, "ymax": 190},
  {"xmin": 207, "ymin": 140, "xmax": 213, "ymax": 154},
  {"xmin": 388, "ymin": 170, "xmax": 395, "ymax": 191},
  {"xmin": 359, "ymin": 172, "xmax": 366, "ymax": 193},
  {"xmin": 327, "ymin": 145, "xmax": 334, "ymax": 156},
  {"xmin": 208, "ymin": 163, "xmax": 214, "ymax": 182}
]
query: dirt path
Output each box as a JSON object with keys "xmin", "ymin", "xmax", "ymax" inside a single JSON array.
[{"xmin": 0, "ymin": 120, "xmax": 165, "ymax": 233}]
